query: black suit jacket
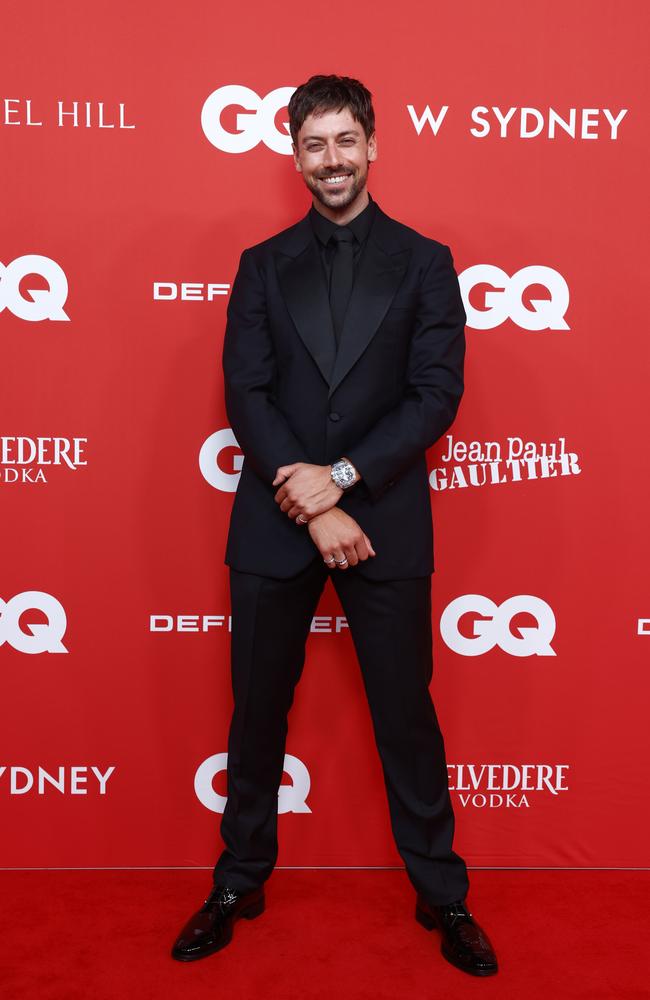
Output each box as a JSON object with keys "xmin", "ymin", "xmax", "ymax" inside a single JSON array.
[{"xmin": 222, "ymin": 197, "xmax": 466, "ymax": 580}]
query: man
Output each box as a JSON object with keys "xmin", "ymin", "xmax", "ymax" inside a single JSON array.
[{"xmin": 172, "ymin": 74, "xmax": 498, "ymax": 977}]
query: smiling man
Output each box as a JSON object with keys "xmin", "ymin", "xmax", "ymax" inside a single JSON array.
[{"xmin": 171, "ymin": 74, "xmax": 498, "ymax": 978}]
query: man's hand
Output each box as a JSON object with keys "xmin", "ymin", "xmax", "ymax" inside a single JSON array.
[
  {"xmin": 272, "ymin": 462, "xmax": 343, "ymax": 521},
  {"xmin": 306, "ymin": 507, "xmax": 376, "ymax": 570}
]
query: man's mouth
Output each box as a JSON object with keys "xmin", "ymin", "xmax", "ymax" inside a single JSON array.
[{"xmin": 320, "ymin": 173, "xmax": 351, "ymax": 186}]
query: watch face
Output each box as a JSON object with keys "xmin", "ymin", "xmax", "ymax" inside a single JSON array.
[{"xmin": 332, "ymin": 460, "xmax": 354, "ymax": 488}]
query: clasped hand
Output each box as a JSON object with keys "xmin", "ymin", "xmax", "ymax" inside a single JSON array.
[
  {"xmin": 272, "ymin": 461, "xmax": 342, "ymax": 520},
  {"xmin": 272, "ymin": 462, "xmax": 376, "ymax": 570}
]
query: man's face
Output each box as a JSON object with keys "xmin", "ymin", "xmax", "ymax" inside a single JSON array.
[{"xmin": 292, "ymin": 107, "xmax": 377, "ymax": 212}]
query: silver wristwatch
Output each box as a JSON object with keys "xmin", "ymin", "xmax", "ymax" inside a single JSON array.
[{"xmin": 330, "ymin": 457, "xmax": 357, "ymax": 490}]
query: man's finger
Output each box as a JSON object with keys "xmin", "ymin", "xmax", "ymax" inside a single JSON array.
[
  {"xmin": 363, "ymin": 532, "xmax": 376, "ymax": 556},
  {"xmin": 272, "ymin": 463, "xmax": 298, "ymax": 486},
  {"xmin": 354, "ymin": 538, "xmax": 370, "ymax": 561},
  {"xmin": 336, "ymin": 550, "xmax": 351, "ymax": 570},
  {"xmin": 346, "ymin": 546, "xmax": 359, "ymax": 567}
]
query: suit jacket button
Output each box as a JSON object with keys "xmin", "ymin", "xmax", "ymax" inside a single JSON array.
[{"xmin": 328, "ymin": 411, "xmax": 341, "ymax": 422}]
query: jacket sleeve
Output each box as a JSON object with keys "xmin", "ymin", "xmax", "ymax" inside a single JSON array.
[
  {"xmin": 222, "ymin": 247, "xmax": 311, "ymax": 485},
  {"xmin": 345, "ymin": 243, "xmax": 466, "ymax": 502}
]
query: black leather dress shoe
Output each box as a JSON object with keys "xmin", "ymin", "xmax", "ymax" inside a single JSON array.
[
  {"xmin": 415, "ymin": 895, "xmax": 498, "ymax": 976},
  {"xmin": 171, "ymin": 883, "xmax": 265, "ymax": 962}
]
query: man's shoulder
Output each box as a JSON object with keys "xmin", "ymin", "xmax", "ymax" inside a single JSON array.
[
  {"xmin": 240, "ymin": 214, "xmax": 309, "ymax": 260},
  {"xmin": 378, "ymin": 206, "xmax": 451, "ymax": 259}
]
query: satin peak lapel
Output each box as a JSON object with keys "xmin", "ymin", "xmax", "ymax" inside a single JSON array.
[
  {"xmin": 327, "ymin": 234, "xmax": 410, "ymax": 397},
  {"xmin": 274, "ymin": 237, "xmax": 337, "ymax": 387}
]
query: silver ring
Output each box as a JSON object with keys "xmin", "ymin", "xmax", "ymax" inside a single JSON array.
[
  {"xmin": 324, "ymin": 555, "xmax": 336, "ymax": 565},
  {"xmin": 296, "ymin": 514, "xmax": 307, "ymax": 524},
  {"xmin": 335, "ymin": 557, "xmax": 348, "ymax": 565}
]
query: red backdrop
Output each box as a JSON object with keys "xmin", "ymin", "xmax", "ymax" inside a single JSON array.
[{"xmin": 2, "ymin": 0, "xmax": 648, "ymax": 872}]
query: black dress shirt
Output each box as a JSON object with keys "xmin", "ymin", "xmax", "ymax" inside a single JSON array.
[{"xmin": 308, "ymin": 192, "xmax": 377, "ymax": 298}]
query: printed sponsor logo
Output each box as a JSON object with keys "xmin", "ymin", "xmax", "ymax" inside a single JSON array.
[
  {"xmin": 448, "ymin": 763, "xmax": 569, "ymax": 808},
  {"xmin": 1, "ymin": 255, "xmax": 70, "ymax": 321},
  {"xmin": 1, "ymin": 437, "xmax": 87, "ymax": 485},
  {"xmin": 459, "ymin": 265, "xmax": 569, "ymax": 330},
  {"xmin": 149, "ymin": 614, "xmax": 349, "ymax": 634},
  {"xmin": 0, "ymin": 592, "xmax": 68, "ymax": 654},
  {"xmin": 195, "ymin": 752, "xmax": 311, "ymax": 813},
  {"xmin": 407, "ymin": 105, "xmax": 627, "ymax": 141},
  {"xmin": 430, "ymin": 434, "xmax": 581, "ymax": 492},
  {"xmin": 1, "ymin": 99, "xmax": 134, "ymax": 129},
  {"xmin": 201, "ymin": 85, "xmax": 295, "ymax": 155},
  {"xmin": 0, "ymin": 766, "xmax": 115, "ymax": 796},
  {"xmin": 153, "ymin": 282, "xmax": 230, "ymax": 302},
  {"xmin": 440, "ymin": 595, "xmax": 556, "ymax": 657}
]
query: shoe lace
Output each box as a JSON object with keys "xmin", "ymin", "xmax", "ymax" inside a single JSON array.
[
  {"xmin": 441, "ymin": 901, "xmax": 473, "ymax": 927},
  {"xmin": 204, "ymin": 885, "xmax": 238, "ymax": 909}
]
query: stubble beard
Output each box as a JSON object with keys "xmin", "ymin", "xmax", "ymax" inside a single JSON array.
[{"xmin": 307, "ymin": 167, "xmax": 368, "ymax": 214}]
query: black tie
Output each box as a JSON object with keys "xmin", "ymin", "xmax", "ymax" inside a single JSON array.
[{"xmin": 328, "ymin": 227, "xmax": 355, "ymax": 346}]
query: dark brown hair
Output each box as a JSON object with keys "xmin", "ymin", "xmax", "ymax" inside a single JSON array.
[{"xmin": 287, "ymin": 74, "xmax": 375, "ymax": 146}]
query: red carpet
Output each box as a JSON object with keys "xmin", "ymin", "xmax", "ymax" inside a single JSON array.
[{"xmin": 1, "ymin": 869, "xmax": 647, "ymax": 999}]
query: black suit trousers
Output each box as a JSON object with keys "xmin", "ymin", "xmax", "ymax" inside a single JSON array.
[{"xmin": 212, "ymin": 555, "xmax": 470, "ymax": 907}]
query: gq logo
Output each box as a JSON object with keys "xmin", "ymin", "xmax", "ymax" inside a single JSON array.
[
  {"xmin": 440, "ymin": 595, "xmax": 556, "ymax": 657},
  {"xmin": 199, "ymin": 428, "xmax": 243, "ymax": 492},
  {"xmin": 0, "ymin": 592, "xmax": 68, "ymax": 654},
  {"xmin": 201, "ymin": 85, "xmax": 296, "ymax": 155},
  {"xmin": 459, "ymin": 265, "xmax": 569, "ymax": 330},
  {"xmin": 0, "ymin": 256, "xmax": 70, "ymax": 321},
  {"xmin": 195, "ymin": 753, "xmax": 312, "ymax": 813}
]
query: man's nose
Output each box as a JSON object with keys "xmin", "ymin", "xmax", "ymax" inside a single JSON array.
[{"xmin": 322, "ymin": 144, "xmax": 342, "ymax": 168}]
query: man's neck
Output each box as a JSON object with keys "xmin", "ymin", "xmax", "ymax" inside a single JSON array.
[{"xmin": 311, "ymin": 189, "xmax": 370, "ymax": 226}]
